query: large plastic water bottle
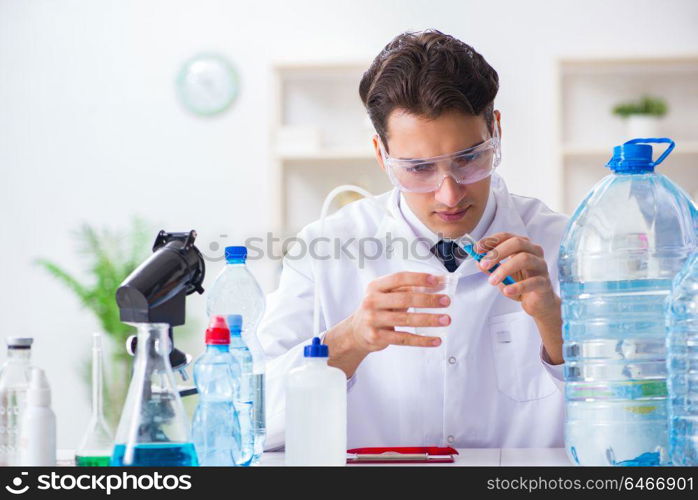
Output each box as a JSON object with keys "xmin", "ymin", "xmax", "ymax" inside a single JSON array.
[
  {"xmin": 192, "ymin": 315, "xmax": 244, "ymax": 466},
  {"xmin": 206, "ymin": 246, "xmax": 267, "ymax": 464},
  {"xmin": 559, "ymin": 138, "xmax": 696, "ymax": 466},
  {"xmin": 667, "ymin": 252, "xmax": 698, "ymax": 465}
]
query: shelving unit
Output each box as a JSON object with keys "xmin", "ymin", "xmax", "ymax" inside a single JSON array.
[
  {"xmin": 278, "ymin": 149, "xmax": 375, "ymax": 162},
  {"xmin": 270, "ymin": 56, "xmax": 698, "ymax": 231},
  {"xmin": 562, "ymin": 141, "xmax": 698, "ymax": 157},
  {"xmin": 270, "ymin": 61, "xmax": 391, "ymax": 237},
  {"xmin": 557, "ymin": 56, "xmax": 698, "ymax": 213}
]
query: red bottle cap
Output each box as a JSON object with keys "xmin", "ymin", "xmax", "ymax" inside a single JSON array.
[{"xmin": 205, "ymin": 315, "xmax": 230, "ymax": 345}]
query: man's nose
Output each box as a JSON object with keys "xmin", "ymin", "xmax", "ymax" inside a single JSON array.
[{"xmin": 434, "ymin": 175, "xmax": 466, "ymax": 207}]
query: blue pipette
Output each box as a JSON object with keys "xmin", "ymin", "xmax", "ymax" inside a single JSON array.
[{"xmin": 461, "ymin": 235, "xmax": 516, "ymax": 286}]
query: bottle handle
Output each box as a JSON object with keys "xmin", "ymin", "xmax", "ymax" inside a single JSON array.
[{"xmin": 623, "ymin": 137, "xmax": 675, "ymax": 167}]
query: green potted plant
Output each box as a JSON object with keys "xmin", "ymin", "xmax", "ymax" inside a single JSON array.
[
  {"xmin": 36, "ymin": 218, "xmax": 154, "ymax": 427},
  {"xmin": 612, "ymin": 95, "xmax": 668, "ymax": 139}
]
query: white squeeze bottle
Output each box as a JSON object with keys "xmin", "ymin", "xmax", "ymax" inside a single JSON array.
[
  {"xmin": 285, "ymin": 337, "xmax": 346, "ymax": 466},
  {"xmin": 19, "ymin": 368, "xmax": 56, "ymax": 466}
]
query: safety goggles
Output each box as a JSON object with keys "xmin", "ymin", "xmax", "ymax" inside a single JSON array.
[{"xmin": 379, "ymin": 125, "xmax": 501, "ymax": 193}]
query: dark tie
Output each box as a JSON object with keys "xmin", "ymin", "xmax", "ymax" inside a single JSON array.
[{"xmin": 432, "ymin": 240, "xmax": 464, "ymax": 273}]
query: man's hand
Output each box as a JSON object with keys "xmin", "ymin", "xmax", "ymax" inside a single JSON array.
[
  {"xmin": 324, "ymin": 271, "xmax": 451, "ymax": 378},
  {"xmin": 477, "ymin": 233, "xmax": 564, "ymax": 365}
]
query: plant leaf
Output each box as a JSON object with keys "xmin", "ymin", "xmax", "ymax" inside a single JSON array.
[{"xmin": 34, "ymin": 259, "xmax": 90, "ymax": 303}]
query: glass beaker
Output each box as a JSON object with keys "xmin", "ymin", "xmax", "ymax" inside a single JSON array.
[
  {"xmin": 76, "ymin": 333, "xmax": 113, "ymax": 466},
  {"xmin": 414, "ymin": 274, "xmax": 458, "ymax": 337},
  {"xmin": 110, "ymin": 323, "xmax": 198, "ymax": 466}
]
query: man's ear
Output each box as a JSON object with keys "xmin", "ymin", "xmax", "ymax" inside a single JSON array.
[
  {"xmin": 494, "ymin": 109, "xmax": 502, "ymax": 139},
  {"xmin": 372, "ymin": 134, "xmax": 386, "ymax": 172}
]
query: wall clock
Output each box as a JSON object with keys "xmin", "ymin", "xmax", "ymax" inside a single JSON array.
[{"xmin": 176, "ymin": 53, "xmax": 239, "ymax": 116}]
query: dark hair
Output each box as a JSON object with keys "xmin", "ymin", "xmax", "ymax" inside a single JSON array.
[{"xmin": 359, "ymin": 30, "xmax": 499, "ymax": 149}]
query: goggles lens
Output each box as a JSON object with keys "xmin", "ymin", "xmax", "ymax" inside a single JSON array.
[{"xmin": 381, "ymin": 129, "xmax": 501, "ymax": 193}]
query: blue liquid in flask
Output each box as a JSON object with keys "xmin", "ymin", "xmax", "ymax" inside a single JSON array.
[
  {"xmin": 110, "ymin": 323, "xmax": 200, "ymax": 468},
  {"xmin": 111, "ymin": 442, "xmax": 199, "ymax": 466}
]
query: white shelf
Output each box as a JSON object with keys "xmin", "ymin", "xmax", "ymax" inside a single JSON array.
[
  {"xmin": 277, "ymin": 149, "xmax": 375, "ymax": 161},
  {"xmin": 271, "ymin": 60, "xmax": 385, "ymax": 234},
  {"xmin": 272, "ymin": 60, "xmax": 371, "ymax": 73},
  {"xmin": 562, "ymin": 141, "xmax": 698, "ymax": 157},
  {"xmin": 560, "ymin": 55, "xmax": 698, "ymax": 74}
]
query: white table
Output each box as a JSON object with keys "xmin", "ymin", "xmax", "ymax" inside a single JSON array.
[{"xmin": 58, "ymin": 448, "xmax": 573, "ymax": 466}]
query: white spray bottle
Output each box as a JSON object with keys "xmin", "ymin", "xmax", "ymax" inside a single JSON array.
[{"xmin": 19, "ymin": 368, "xmax": 56, "ymax": 466}]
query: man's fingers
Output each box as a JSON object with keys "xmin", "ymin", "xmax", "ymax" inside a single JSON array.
[
  {"xmin": 501, "ymin": 276, "xmax": 550, "ymax": 298},
  {"xmin": 369, "ymin": 292, "xmax": 450, "ymax": 310},
  {"xmin": 371, "ymin": 310, "xmax": 450, "ymax": 328},
  {"xmin": 487, "ymin": 252, "xmax": 548, "ymax": 285},
  {"xmin": 477, "ymin": 233, "xmax": 544, "ymax": 268},
  {"xmin": 379, "ymin": 329, "xmax": 442, "ymax": 347},
  {"xmin": 370, "ymin": 272, "xmax": 439, "ymax": 293},
  {"xmin": 476, "ymin": 232, "xmax": 514, "ymax": 253}
]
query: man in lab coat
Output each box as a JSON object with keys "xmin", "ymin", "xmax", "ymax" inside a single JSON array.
[{"xmin": 259, "ymin": 30, "xmax": 567, "ymax": 450}]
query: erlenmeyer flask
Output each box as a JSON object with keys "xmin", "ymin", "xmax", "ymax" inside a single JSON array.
[
  {"xmin": 110, "ymin": 323, "xmax": 198, "ymax": 466},
  {"xmin": 76, "ymin": 333, "xmax": 113, "ymax": 466}
]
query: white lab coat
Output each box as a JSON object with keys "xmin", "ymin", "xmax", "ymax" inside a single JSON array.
[{"xmin": 258, "ymin": 173, "xmax": 568, "ymax": 450}]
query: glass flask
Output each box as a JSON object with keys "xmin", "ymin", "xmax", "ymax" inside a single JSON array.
[
  {"xmin": 0, "ymin": 337, "xmax": 33, "ymax": 466},
  {"xmin": 110, "ymin": 323, "xmax": 198, "ymax": 466},
  {"xmin": 76, "ymin": 333, "xmax": 114, "ymax": 466}
]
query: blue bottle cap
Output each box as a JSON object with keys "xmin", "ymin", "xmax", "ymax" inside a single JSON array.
[
  {"xmin": 226, "ymin": 314, "xmax": 243, "ymax": 337},
  {"xmin": 606, "ymin": 143, "xmax": 653, "ymax": 173},
  {"xmin": 606, "ymin": 137, "xmax": 675, "ymax": 174},
  {"xmin": 304, "ymin": 337, "xmax": 328, "ymax": 358},
  {"xmin": 225, "ymin": 246, "xmax": 247, "ymax": 263}
]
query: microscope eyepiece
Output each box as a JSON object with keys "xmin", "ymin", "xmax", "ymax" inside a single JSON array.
[{"xmin": 116, "ymin": 230, "xmax": 205, "ymax": 326}]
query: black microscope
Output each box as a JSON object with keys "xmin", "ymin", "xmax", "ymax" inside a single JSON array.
[{"xmin": 115, "ymin": 230, "xmax": 206, "ymax": 397}]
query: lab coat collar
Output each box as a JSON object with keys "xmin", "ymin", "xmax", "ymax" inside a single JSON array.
[
  {"xmin": 398, "ymin": 188, "xmax": 496, "ymax": 247},
  {"xmin": 398, "ymin": 193, "xmax": 440, "ymax": 249},
  {"xmin": 374, "ymin": 173, "xmax": 529, "ymax": 278}
]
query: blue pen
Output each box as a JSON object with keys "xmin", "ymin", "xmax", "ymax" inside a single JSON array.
[{"xmin": 461, "ymin": 240, "xmax": 516, "ymax": 286}]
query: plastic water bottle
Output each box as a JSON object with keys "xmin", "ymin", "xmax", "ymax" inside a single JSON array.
[
  {"xmin": 0, "ymin": 337, "xmax": 33, "ymax": 466},
  {"xmin": 285, "ymin": 338, "xmax": 346, "ymax": 466},
  {"xmin": 667, "ymin": 252, "xmax": 698, "ymax": 465},
  {"xmin": 207, "ymin": 246, "xmax": 266, "ymax": 464},
  {"xmin": 192, "ymin": 315, "xmax": 244, "ymax": 466},
  {"xmin": 227, "ymin": 314, "xmax": 255, "ymax": 465},
  {"xmin": 559, "ymin": 138, "xmax": 696, "ymax": 466}
]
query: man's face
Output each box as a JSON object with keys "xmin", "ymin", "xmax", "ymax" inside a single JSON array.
[{"xmin": 374, "ymin": 109, "xmax": 499, "ymax": 239}]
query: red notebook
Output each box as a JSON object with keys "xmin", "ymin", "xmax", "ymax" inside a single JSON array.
[{"xmin": 346, "ymin": 447, "xmax": 458, "ymax": 464}]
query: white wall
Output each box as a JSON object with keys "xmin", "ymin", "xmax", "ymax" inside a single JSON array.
[{"xmin": 1, "ymin": 0, "xmax": 697, "ymax": 448}]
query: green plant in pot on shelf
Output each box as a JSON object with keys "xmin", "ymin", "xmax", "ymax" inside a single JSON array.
[
  {"xmin": 35, "ymin": 218, "xmax": 195, "ymax": 427},
  {"xmin": 612, "ymin": 95, "xmax": 668, "ymax": 139}
]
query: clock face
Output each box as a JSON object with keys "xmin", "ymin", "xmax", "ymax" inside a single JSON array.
[{"xmin": 176, "ymin": 54, "xmax": 239, "ymax": 116}]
